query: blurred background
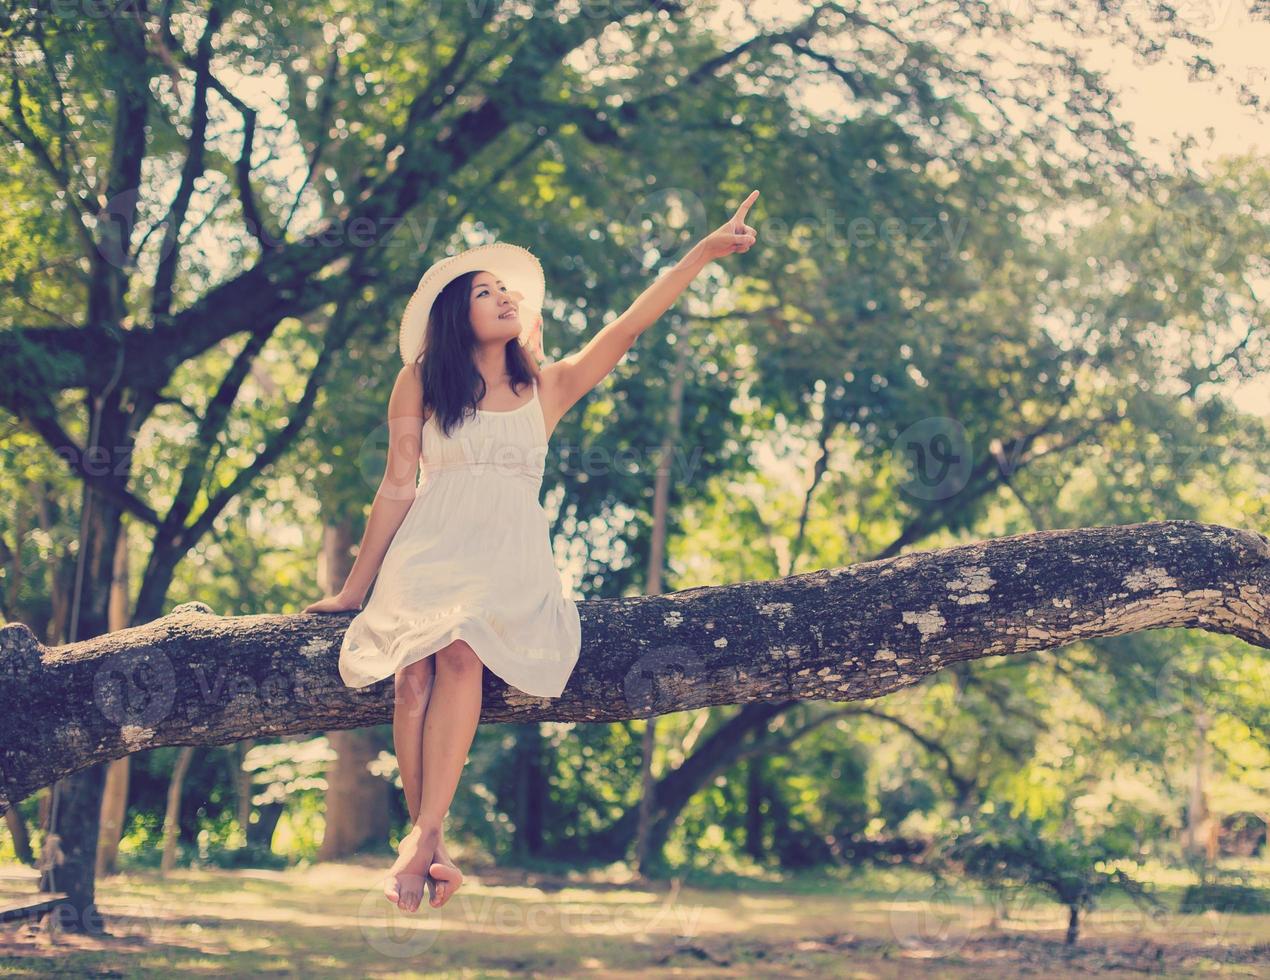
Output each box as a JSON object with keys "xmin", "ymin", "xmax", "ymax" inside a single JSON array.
[{"xmin": 1, "ymin": 0, "xmax": 1266, "ymax": 973}]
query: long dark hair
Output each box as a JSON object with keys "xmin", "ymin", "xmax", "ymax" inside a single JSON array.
[{"xmin": 416, "ymin": 269, "xmax": 538, "ymax": 439}]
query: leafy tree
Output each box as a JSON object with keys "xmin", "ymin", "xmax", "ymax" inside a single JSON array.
[{"xmin": 942, "ymin": 808, "xmax": 1162, "ymax": 946}]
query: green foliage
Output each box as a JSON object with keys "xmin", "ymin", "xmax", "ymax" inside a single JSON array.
[
  {"xmin": 1179, "ymin": 879, "xmax": 1270, "ymax": 914},
  {"xmin": 196, "ymin": 841, "xmax": 291, "ymax": 871},
  {"xmin": 442, "ymin": 723, "xmax": 524, "ymax": 861},
  {"xmin": 242, "ymin": 737, "xmax": 335, "ymax": 808},
  {"xmin": 941, "ymin": 806, "xmax": 1161, "ymax": 943},
  {"xmin": 749, "ymin": 732, "xmax": 871, "ymax": 869},
  {"xmin": 877, "ymin": 776, "xmax": 940, "ymax": 829},
  {"xmin": 116, "ymin": 810, "xmax": 166, "ymax": 870}
]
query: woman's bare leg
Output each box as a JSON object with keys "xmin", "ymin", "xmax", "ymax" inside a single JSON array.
[
  {"xmin": 416, "ymin": 639, "xmax": 483, "ymax": 829},
  {"xmin": 382, "ymin": 656, "xmax": 435, "ymax": 911},
  {"xmin": 394, "ymin": 656, "xmax": 434, "ymax": 825},
  {"xmin": 410, "ymin": 639, "xmax": 483, "ymax": 907},
  {"xmin": 385, "ymin": 639, "xmax": 482, "ymax": 909},
  {"xmin": 384, "ymin": 654, "xmax": 459, "ymax": 911}
]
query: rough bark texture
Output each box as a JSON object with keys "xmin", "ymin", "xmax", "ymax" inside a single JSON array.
[{"xmin": 1, "ymin": 520, "xmax": 1267, "ymax": 816}]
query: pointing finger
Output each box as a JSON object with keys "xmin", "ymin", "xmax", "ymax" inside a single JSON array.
[{"xmin": 731, "ymin": 189, "xmax": 760, "ymax": 228}]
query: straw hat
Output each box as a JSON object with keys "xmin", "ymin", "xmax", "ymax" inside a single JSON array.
[{"xmin": 398, "ymin": 242, "xmax": 545, "ymax": 366}]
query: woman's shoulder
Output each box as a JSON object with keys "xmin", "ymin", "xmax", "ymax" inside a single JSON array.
[{"xmin": 391, "ymin": 361, "xmax": 431, "ymax": 424}]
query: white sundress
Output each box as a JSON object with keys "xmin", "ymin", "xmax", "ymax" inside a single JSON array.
[{"xmin": 338, "ymin": 376, "xmax": 582, "ymax": 699}]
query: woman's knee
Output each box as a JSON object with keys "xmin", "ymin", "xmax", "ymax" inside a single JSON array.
[{"xmin": 434, "ymin": 640, "xmax": 482, "ymax": 677}]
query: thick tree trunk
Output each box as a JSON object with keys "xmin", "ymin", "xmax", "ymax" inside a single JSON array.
[
  {"xmin": 319, "ymin": 730, "xmax": 390, "ymax": 859},
  {"xmin": 39, "ymin": 766, "xmax": 107, "ymax": 932},
  {"xmin": 2, "ymin": 521, "xmax": 1267, "ymax": 817},
  {"xmin": 37, "ymin": 403, "xmax": 134, "ymax": 933}
]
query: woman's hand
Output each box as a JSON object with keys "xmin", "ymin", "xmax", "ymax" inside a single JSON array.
[
  {"xmin": 698, "ymin": 189, "xmax": 760, "ymax": 262},
  {"xmin": 304, "ymin": 591, "xmax": 363, "ymax": 614},
  {"xmin": 509, "ymin": 288, "xmax": 545, "ymax": 362},
  {"xmin": 523, "ymin": 310, "xmax": 545, "ymax": 362}
]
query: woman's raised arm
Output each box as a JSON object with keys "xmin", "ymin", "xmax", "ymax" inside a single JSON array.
[{"xmin": 543, "ymin": 189, "xmax": 760, "ymax": 420}]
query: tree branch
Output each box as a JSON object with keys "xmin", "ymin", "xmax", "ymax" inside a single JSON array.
[
  {"xmin": 151, "ymin": 2, "xmax": 224, "ymax": 319},
  {"xmin": 1, "ymin": 519, "xmax": 1266, "ymax": 813}
]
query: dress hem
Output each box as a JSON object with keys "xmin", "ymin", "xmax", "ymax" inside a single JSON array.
[{"xmin": 340, "ymin": 607, "xmax": 579, "ymax": 700}]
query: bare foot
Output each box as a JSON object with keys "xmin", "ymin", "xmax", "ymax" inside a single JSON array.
[
  {"xmin": 427, "ymin": 842, "xmax": 464, "ymax": 909},
  {"xmin": 383, "ymin": 825, "xmax": 439, "ymax": 912}
]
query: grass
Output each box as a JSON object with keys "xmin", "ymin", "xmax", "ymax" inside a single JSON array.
[{"xmin": 0, "ymin": 856, "xmax": 1266, "ymax": 978}]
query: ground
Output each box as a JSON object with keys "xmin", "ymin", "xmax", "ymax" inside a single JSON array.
[{"xmin": 1, "ymin": 858, "xmax": 1266, "ymax": 977}]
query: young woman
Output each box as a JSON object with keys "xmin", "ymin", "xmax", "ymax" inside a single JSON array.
[{"xmin": 305, "ymin": 190, "xmax": 759, "ymax": 914}]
